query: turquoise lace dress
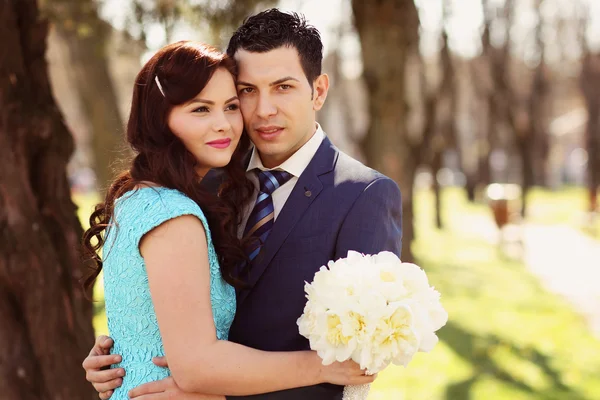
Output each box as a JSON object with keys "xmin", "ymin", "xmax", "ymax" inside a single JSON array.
[{"xmin": 102, "ymin": 187, "xmax": 236, "ymax": 399}]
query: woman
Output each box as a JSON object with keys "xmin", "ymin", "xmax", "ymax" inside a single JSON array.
[{"xmin": 82, "ymin": 41, "xmax": 374, "ymax": 399}]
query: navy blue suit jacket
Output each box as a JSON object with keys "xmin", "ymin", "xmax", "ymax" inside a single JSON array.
[{"xmin": 222, "ymin": 137, "xmax": 402, "ymax": 399}]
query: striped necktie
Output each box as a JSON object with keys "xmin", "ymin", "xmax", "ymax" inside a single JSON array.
[{"xmin": 243, "ymin": 169, "xmax": 293, "ymax": 261}]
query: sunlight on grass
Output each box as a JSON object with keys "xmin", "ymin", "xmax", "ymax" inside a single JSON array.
[
  {"xmin": 73, "ymin": 191, "xmax": 108, "ymax": 335},
  {"xmin": 527, "ymin": 187, "xmax": 600, "ymax": 238},
  {"xmin": 92, "ymin": 272, "xmax": 108, "ymax": 336},
  {"xmin": 72, "ymin": 191, "xmax": 101, "ymax": 230},
  {"xmin": 74, "ymin": 187, "xmax": 600, "ymax": 400},
  {"xmin": 527, "ymin": 187, "xmax": 588, "ymax": 225},
  {"xmin": 369, "ymin": 187, "xmax": 600, "ymax": 399},
  {"xmin": 490, "ymin": 344, "xmax": 553, "ymax": 391}
]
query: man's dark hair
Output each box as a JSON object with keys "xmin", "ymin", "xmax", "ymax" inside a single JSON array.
[{"xmin": 227, "ymin": 8, "xmax": 323, "ymax": 86}]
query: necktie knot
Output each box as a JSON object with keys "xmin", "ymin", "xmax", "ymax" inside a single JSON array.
[{"xmin": 256, "ymin": 170, "xmax": 293, "ymax": 195}]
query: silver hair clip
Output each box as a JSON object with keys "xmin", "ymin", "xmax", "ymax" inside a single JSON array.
[{"xmin": 155, "ymin": 75, "xmax": 166, "ymax": 97}]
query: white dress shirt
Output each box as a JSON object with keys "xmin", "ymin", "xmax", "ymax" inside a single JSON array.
[{"xmin": 239, "ymin": 123, "xmax": 325, "ymax": 236}]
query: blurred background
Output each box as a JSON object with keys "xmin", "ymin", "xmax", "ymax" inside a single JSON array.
[{"xmin": 2, "ymin": 0, "xmax": 600, "ymax": 398}]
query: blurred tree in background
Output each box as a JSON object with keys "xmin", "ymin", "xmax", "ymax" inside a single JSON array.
[
  {"xmin": 579, "ymin": 2, "xmax": 600, "ymax": 212},
  {"xmin": 42, "ymin": 0, "xmax": 126, "ymax": 195},
  {"xmin": 351, "ymin": 0, "xmax": 421, "ymax": 261},
  {"xmin": 0, "ymin": 0, "xmax": 95, "ymax": 398},
  {"xmin": 350, "ymin": 0, "xmax": 599, "ymax": 259},
  {"xmin": 118, "ymin": 0, "xmax": 277, "ymax": 54}
]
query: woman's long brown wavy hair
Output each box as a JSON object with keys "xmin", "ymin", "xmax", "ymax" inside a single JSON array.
[{"xmin": 82, "ymin": 41, "xmax": 254, "ymax": 290}]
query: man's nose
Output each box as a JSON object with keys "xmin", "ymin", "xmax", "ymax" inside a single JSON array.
[{"xmin": 256, "ymin": 93, "xmax": 277, "ymax": 119}]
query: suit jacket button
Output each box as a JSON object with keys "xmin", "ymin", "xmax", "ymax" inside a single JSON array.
[{"xmin": 305, "ymin": 190, "xmax": 312, "ymax": 197}]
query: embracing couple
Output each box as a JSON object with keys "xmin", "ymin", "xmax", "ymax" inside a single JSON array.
[{"xmin": 81, "ymin": 8, "xmax": 402, "ymax": 400}]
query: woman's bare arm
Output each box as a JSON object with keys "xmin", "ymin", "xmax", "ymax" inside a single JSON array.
[{"xmin": 142, "ymin": 215, "xmax": 372, "ymax": 396}]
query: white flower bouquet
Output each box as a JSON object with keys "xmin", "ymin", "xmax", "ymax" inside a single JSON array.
[{"xmin": 297, "ymin": 251, "xmax": 448, "ymax": 400}]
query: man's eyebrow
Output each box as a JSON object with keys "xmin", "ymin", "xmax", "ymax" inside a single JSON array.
[
  {"xmin": 270, "ymin": 76, "xmax": 300, "ymax": 86},
  {"xmin": 236, "ymin": 77, "xmax": 301, "ymax": 87}
]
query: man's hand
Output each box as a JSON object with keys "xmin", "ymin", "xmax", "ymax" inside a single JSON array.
[
  {"xmin": 82, "ymin": 335, "xmax": 125, "ymax": 399},
  {"xmin": 152, "ymin": 356, "xmax": 169, "ymax": 368},
  {"xmin": 128, "ymin": 376, "xmax": 225, "ymax": 400}
]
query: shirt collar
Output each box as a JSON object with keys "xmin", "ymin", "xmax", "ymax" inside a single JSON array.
[{"xmin": 246, "ymin": 123, "xmax": 325, "ymax": 178}]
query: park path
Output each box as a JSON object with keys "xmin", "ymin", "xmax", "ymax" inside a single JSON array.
[{"xmin": 521, "ymin": 224, "xmax": 600, "ymax": 336}]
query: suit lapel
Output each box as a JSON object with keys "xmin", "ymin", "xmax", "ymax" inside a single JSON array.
[{"xmin": 238, "ymin": 137, "xmax": 338, "ymax": 305}]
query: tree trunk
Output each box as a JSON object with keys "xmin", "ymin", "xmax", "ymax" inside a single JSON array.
[
  {"xmin": 586, "ymin": 106, "xmax": 600, "ymax": 211},
  {"xmin": 46, "ymin": 0, "xmax": 126, "ymax": 193},
  {"xmin": 432, "ymin": 151, "xmax": 443, "ymax": 229},
  {"xmin": 577, "ymin": 5, "xmax": 598, "ymax": 211},
  {"xmin": 352, "ymin": 0, "xmax": 420, "ymax": 262},
  {"xmin": 580, "ymin": 52, "xmax": 600, "ymax": 212},
  {"xmin": 432, "ymin": 23, "xmax": 456, "ymax": 228},
  {"xmin": 0, "ymin": 0, "xmax": 96, "ymax": 398},
  {"xmin": 468, "ymin": 6, "xmax": 494, "ymax": 200},
  {"xmin": 465, "ymin": 175, "xmax": 477, "ymax": 202},
  {"xmin": 517, "ymin": 133, "xmax": 535, "ymax": 217},
  {"xmin": 473, "ymin": 102, "xmax": 493, "ymax": 197},
  {"xmin": 464, "ymin": 80, "xmax": 492, "ymax": 201},
  {"xmin": 519, "ymin": 0, "xmax": 546, "ymax": 218}
]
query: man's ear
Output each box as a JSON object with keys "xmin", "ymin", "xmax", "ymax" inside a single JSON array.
[{"xmin": 312, "ymin": 73, "xmax": 330, "ymax": 111}]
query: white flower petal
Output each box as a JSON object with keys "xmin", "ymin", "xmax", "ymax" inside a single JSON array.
[{"xmin": 297, "ymin": 251, "xmax": 448, "ymax": 373}]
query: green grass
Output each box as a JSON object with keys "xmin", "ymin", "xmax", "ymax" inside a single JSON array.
[
  {"xmin": 526, "ymin": 187, "xmax": 600, "ymax": 237},
  {"xmin": 74, "ymin": 187, "xmax": 600, "ymax": 400},
  {"xmin": 368, "ymin": 188, "xmax": 600, "ymax": 399},
  {"xmin": 72, "ymin": 191, "xmax": 108, "ymax": 335}
]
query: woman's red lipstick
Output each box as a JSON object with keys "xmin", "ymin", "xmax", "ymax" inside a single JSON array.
[{"xmin": 206, "ymin": 138, "xmax": 231, "ymax": 149}]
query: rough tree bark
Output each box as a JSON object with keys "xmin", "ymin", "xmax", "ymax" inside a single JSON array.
[
  {"xmin": 0, "ymin": 0, "xmax": 96, "ymax": 398},
  {"xmin": 44, "ymin": 0, "xmax": 126, "ymax": 193},
  {"xmin": 351, "ymin": 0, "xmax": 420, "ymax": 262}
]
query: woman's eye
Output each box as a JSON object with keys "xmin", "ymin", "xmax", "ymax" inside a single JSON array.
[
  {"xmin": 193, "ymin": 106, "xmax": 209, "ymax": 113},
  {"xmin": 226, "ymin": 104, "xmax": 240, "ymax": 111}
]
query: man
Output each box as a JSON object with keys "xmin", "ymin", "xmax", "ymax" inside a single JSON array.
[{"xmin": 83, "ymin": 8, "xmax": 402, "ymax": 400}]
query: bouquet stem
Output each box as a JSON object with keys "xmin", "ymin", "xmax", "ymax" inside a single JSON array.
[{"xmin": 343, "ymin": 383, "xmax": 371, "ymax": 400}]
